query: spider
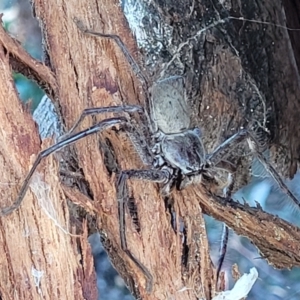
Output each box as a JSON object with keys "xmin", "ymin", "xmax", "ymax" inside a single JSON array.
[{"xmin": 1, "ymin": 20, "xmax": 299, "ymax": 293}]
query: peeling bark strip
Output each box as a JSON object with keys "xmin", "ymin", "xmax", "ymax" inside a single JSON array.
[
  {"xmin": 0, "ymin": 0, "xmax": 300, "ymax": 299},
  {"xmin": 0, "ymin": 16, "xmax": 58, "ymax": 99}
]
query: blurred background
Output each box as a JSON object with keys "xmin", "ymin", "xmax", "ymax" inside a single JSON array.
[{"xmin": 1, "ymin": 0, "xmax": 300, "ymax": 299}]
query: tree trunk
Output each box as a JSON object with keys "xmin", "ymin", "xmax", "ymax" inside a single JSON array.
[{"xmin": 0, "ymin": 0, "xmax": 300, "ymax": 299}]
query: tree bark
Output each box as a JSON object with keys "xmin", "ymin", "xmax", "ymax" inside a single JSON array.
[
  {"xmin": 0, "ymin": 0, "xmax": 300, "ymax": 299},
  {"xmin": 0, "ymin": 33, "xmax": 97, "ymax": 300}
]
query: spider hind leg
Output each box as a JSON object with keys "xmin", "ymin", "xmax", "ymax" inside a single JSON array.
[{"xmin": 116, "ymin": 168, "xmax": 171, "ymax": 292}]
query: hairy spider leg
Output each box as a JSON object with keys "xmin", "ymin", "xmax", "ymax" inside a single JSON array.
[
  {"xmin": 215, "ymin": 171, "xmax": 235, "ymax": 285},
  {"xmin": 205, "ymin": 129, "xmax": 248, "ymax": 166},
  {"xmin": 66, "ymin": 105, "xmax": 142, "ymax": 135},
  {"xmin": 74, "ymin": 18, "xmax": 149, "ymax": 88},
  {"xmin": 62, "ymin": 105, "xmax": 153, "ymax": 165},
  {"xmin": 1, "ymin": 117, "xmax": 129, "ymax": 216},
  {"xmin": 117, "ymin": 169, "xmax": 171, "ymax": 293},
  {"xmin": 207, "ymin": 129, "xmax": 299, "ymax": 209},
  {"xmin": 247, "ymin": 131, "xmax": 300, "ymax": 208},
  {"xmin": 216, "ymin": 224, "xmax": 229, "ymax": 286}
]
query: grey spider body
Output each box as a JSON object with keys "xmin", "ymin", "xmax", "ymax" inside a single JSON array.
[
  {"xmin": 149, "ymin": 76, "xmax": 207, "ymax": 183},
  {"xmin": 132, "ymin": 75, "xmax": 228, "ymax": 198}
]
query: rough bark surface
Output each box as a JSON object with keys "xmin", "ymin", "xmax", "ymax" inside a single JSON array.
[{"xmin": 0, "ymin": 0, "xmax": 300, "ymax": 299}]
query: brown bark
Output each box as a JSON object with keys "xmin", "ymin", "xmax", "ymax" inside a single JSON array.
[
  {"xmin": 0, "ymin": 42, "xmax": 97, "ymax": 299},
  {"xmin": 1, "ymin": 0, "xmax": 300, "ymax": 299}
]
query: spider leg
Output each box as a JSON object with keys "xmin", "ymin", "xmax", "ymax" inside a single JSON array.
[
  {"xmin": 74, "ymin": 18, "xmax": 149, "ymax": 88},
  {"xmin": 247, "ymin": 131, "xmax": 300, "ymax": 208},
  {"xmin": 62, "ymin": 105, "xmax": 153, "ymax": 165},
  {"xmin": 205, "ymin": 129, "xmax": 248, "ymax": 166},
  {"xmin": 216, "ymin": 171, "xmax": 234, "ymax": 285},
  {"xmin": 216, "ymin": 224, "xmax": 229, "ymax": 285},
  {"xmin": 207, "ymin": 128, "xmax": 299, "ymax": 209},
  {"xmin": 65, "ymin": 105, "xmax": 143, "ymax": 136},
  {"xmin": 1, "ymin": 117, "xmax": 128, "ymax": 216},
  {"xmin": 122, "ymin": 121, "xmax": 153, "ymax": 166},
  {"xmin": 116, "ymin": 168, "xmax": 171, "ymax": 292}
]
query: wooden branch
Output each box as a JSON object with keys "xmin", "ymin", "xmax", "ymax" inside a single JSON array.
[
  {"xmin": 194, "ymin": 190, "xmax": 300, "ymax": 268},
  {"xmin": 0, "ymin": 16, "xmax": 58, "ymax": 98},
  {"xmin": 0, "ymin": 8, "xmax": 97, "ymax": 300}
]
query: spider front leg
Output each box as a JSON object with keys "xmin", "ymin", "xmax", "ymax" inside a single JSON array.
[
  {"xmin": 65, "ymin": 105, "xmax": 143, "ymax": 135},
  {"xmin": 1, "ymin": 116, "xmax": 139, "ymax": 216},
  {"xmin": 62, "ymin": 105, "xmax": 152, "ymax": 165},
  {"xmin": 116, "ymin": 168, "xmax": 171, "ymax": 293},
  {"xmin": 74, "ymin": 18, "xmax": 148, "ymax": 87}
]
